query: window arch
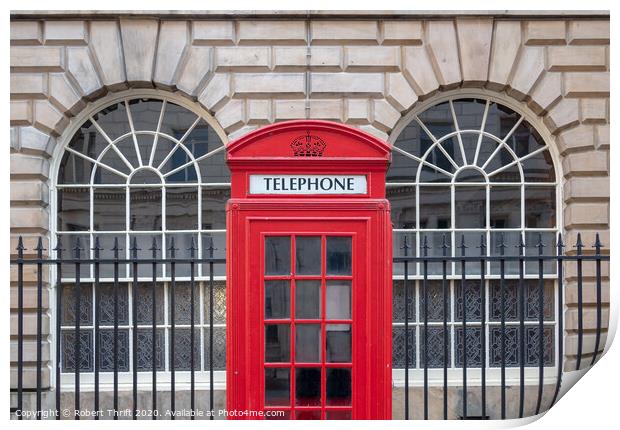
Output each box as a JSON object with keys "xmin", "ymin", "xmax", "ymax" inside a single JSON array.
[
  {"xmin": 55, "ymin": 95, "xmax": 229, "ymax": 379},
  {"xmin": 388, "ymin": 96, "xmax": 559, "ymax": 374}
]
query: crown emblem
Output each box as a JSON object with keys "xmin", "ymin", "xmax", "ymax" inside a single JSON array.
[{"xmin": 290, "ymin": 131, "xmax": 327, "ymax": 157}]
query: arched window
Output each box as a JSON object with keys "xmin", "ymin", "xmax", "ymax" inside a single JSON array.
[
  {"xmin": 388, "ymin": 97, "xmax": 558, "ymax": 374},
  {"xmin": 55, "ymin": 97, "xmax": 228, "ymax": 378}
]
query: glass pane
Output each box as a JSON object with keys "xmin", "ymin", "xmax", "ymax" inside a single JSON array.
[
  {"xmin": 489, "ymin": 231, "xmax": 521, "ymax": 275},
  {"xmin": 454, "ymin": 232, "xmax": 485, "ymax": 276},
  {"xmin": 201, "ymin": 231, "xmax": 227, "ymax": 277},
  {"xmin": 295, "ymin": 368, "xmax": 321, "ymax": 406},
  {"xmin": 57, "ymin": 152, "xmax": 95, "ymax": 184},
  {"xmin": 525, "ymin": 186, "xmax": 556, "ymax": 228},
  {"xmin": 484, "ymin": 102, "xmax": 520, "ymax": 140},
  {"xmin": 453, "ymin": 98, "xmax": 487, "ymax": 132},
  {"xmin": 61, "ymin": 284, "xmax": 93, "ymax": 325},
  {"xmin": 169, "ymin": 282, "xmax": 201, "ymax": 325},
  {"xmin": 93, "ymin": 187, "xmax": 125, "ymax": 231},
  {"xmin": 419, "ymin": 281, "xmax": 448, "ymax": 322},
  {"xmin": 295, "ymin": 280, "xmax": 321, "ymax": 319},
  {"xmin": 135, "ymin": 282, "xmax": 165, "ymax": 325},
  {"xmin": 58, "ymin": 234, "xmax": 90, "ymax": 278},
  {"xmin": 419, "ymin": 186, "xmax": 450, "ymax": 229},
  {"xmin": 455, "ymin": 167, "xmax": 485, "ymax": 182},
  {"xmin": 490, "ymin": 280, "xmax": 554, "ymax": 322},
  {"xmin": 129, "ymin": 187, "xmax": 162, "ymax": 231},
  {"xmin": 295, "ymin": 410, "xmax": 321, "ymax": 420},
  {"xmin": 295, "ymin": 324, "xmax": 321, "ymax": 363},
  {"xmin": 455, "ymin": 326, "xmax": 482, "ymax": 367},
  {"xmin": 454, "ymin": 186, "xmax": 486, "ymax": 229},
  {"xmin": 265, "ymin": 236, "xmax": 291, "ymax": 276},
  {"xmin": 201, "ymin": 187, "xmax": 229, "ymax": 230},
  {"xmin": 99, "ymin": 283, "xmax": 129, "ymax": 325},
  {"xmin": 130, "ymin": 169, "xmax": 161, "ymax": 185},
  {"xmin": 204, "ymin": 281, "xmax": 227, "ymax": 325},
  {"xmin": 392, "ymin": 325, "xmax": 416, "ymax": 368},
  {"xmin": 164, "ymin": 233, "xmax": 198, "ymax": 277},
  {"xmin": 265, "ymin": 280, "xmax": 290, "ymax": 319},
  {"xmin": 326, "ymin": 324, "xmax": 351, "ymax": 363},
  {"xmin": 387, "ymin": 152, "xmax": 418, "ymax": 183},
  {"xmin": 326, "ymin": 281, "xmax": 351, "ymax": 319},
  {"xmin": 94, "ymin": 102, "xmax": 131, "ymax": 141},
  {"xmin": 295, "ymin": 236, "xmax": 321, "ymax": 275},
  {"xmin": 455, "ymin": 280, "xmax": 483, "ymax": 322},
  {"xmin": 392, "ymin": 232, "xmax": 417, "ymax": 277},
  {"xmin": 57, "ymin": 188, "xmax": 90, "ymax": 231},
  {"xmin": 265, "ymin": 368, "xmax": 290, "ymax": 406},
  {"xmin": 460, "ymin": 133, "xmax": 479, "ymax": 165},
  {"xmin": 388, "ymin": 185, "xmax": 416, "ymax": 229},
  {"xmin": 166, "ymin": 187, "xmax": 198, "ymax": 230},
  {"xmin": 419, "ymin": 326, "xmax": 451, "ymax": 368},
  {"xmin": 129, "ymin": 234, "xmax": 164, "ymax": 278},
  {"xmin": 265, "ymin": 324, "xmax": 290, "ymax": 362},
  {"xmin": 171, "ymin": 328, "xmax": 201, "ymax": 371},
  {"xmin": 392, "ymin": 280, "xmax": 416, "ymax": 323},
  {"xmin": 326, "ymin": 368, "xmax": 351, "ymax": 406},
  {"xmin": 98, "ymin": 329, "xmax": 129, "ymax": 372},
  {"xmin": 525, "ymin": 231, "xmax": 557, "ymax": 275},
  {"xmin": 490, "ymin": 186, "xmax": 521, "ymax": 228},
  {"xmin": 198, "ymin": 147, "xmax": 231, "ymax": 183},
  {"xmin": 326, "ymin": 410, "xmax": 352, "ymax": 420},
  {"xmin": 61, "ymin": 329, "xmax": 93, "ymax": 372},
  {"xmin": 522, "ymin": 150, "xmax": 555, "ymax": 182},
  {"xmin": 326, "ymin": 237, "xmax": 352, "ymax": 275},
  {"xmin": 160, "ymin": 101, "xmax": 197, "ymax": 138},
  {"xmin": 419, "ymin": 232, "xmax": 452, "ymax": 275},
  {"xmin": 204, "ymin": 326, "xmax": 227, "ymax": 371}
]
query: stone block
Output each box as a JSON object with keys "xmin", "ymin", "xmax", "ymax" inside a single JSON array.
[
  {"xmin": 274, "ymin": 99, "xmax": 306, "ymax": 120},
  {"xmin": 344, "ymin": 46, "xmax": 400, "ymax": 71},
  {"xmin": 89, "ymin": 21, "xmax": 126, "ymax": 90},
  {"xmin": 528, "ymin": 72, "xmax": 562, "ymax": 115},
  {"xmin": 11, "ymin": 100, "xmax": 32, "ymax": 126},
  {"xmin": 16, "ymin": 126, "xmax": 54, "ymax": 156},
  {"xmin": 48, "ymin": 73, "xmax": 84, "ymax": 115},
  {"xmin": 562, "ymin": 150, "xmax": 608, "ymax": 177},
  {"xmin": 120, "ymin": 19, "xmax": 159, "ymax": 85},
  {"xmin": 176, "ymin": 46, "xmax": 212, "ymax": 96},
  {"xmin": 11, "ymin": 21, "xmax": 42, "ymax": 45},
  {"xmin": 10, "ymin": 73, "xmax": 47, "ymax": 99},
  {"xmin": 488, "ymin": 21, "xmax": 521, "ymax": 90},
  {"xmin": 214, "ymin": 99, "xmax": 245, "ymax": 131},
  {"xmin": 237, "ymin": 20, "xmax": 306, "ymax": 45},
  {"xmin": 543, "ymin": 98, "xmax": 579, "ymax": 134},
  {"xmin": 386, "ymin": 73, "xmax": 417, "ymax": 112},
  {"xmin": 309, "ymin": 99, "xmax": 343, "ymax": 121},
  {"xmin": 154, "ymin": 21, "xmax": 189, "ymax": 88},
  {"xmin": 508, "ymin": 47, "xmax": 545, "ymax": 100},
  {"xmin": 345, "ymin": 99, "xmax": 370, "ymax": 124},
  {"xmin": 425, "ymin": 20, "xmax": 461, "ymax": 88},
  {"xmin": 66, "ymin": 47, "xmax": 102, "ymax": 96},
  {"xmin": 11, "ymin": 46, "xmax": 64, "ymax": 72},
  {"xmin": 564, "ymin": 176, "xmax": 609, "ymax": 201},
  {"xmin": 557, "ymin": 125, "xmax": 595, "ymax": 155},
  {"xmin": 233, "ymin": 73, "xmax": 305, "ymax": 97},
  {"xmin": 246, "ymin": 99, "xmax": 271, "ymax": 124},
  {"xmin": 568, "ymin": 20, "xmax": 609, "ymax": 45},
  {"xmin": 33, "ymin": 100, "xmax": 65, "ymax": 135},
  {"xmin": 198, "ymin": 73, "xmax": 231, "ymax": 111},
  {"xmin": 43, "ymin": 20, "xmax": 87, "ymax": 45},
  {"xmin": 372, "ymin": 99, "xmax": 401, "ymax": 132},
  {"xmin": 580, "ymin": 98, "xmax": 607, "ymax": 124},
  {"xmin": 402, "ymin": 46, "xmax": 440, "ymax": 96},
  {"xmin": 192, "ymin": 21, "xmax": 235, "ymax": 45},
  {"xmin": 563, "ymin": 72, "xmax": 609, "ymax": 97},
  {"xmin": 547, "ymin": 46, "xmax": 607, "ymax": 71},
  {"xmin": 310, "ymin": 72, "xmax": 384, "ymax": 96},
  {"xmin": 524, "ymin": 20, "xmax": 566, "ymax": 45},
  {"xmin": 381, "ymin": 20, "xmax": 423, "ymax": 45},
  {"xmin": 456, "ymin": 18, "xmax": 493, "ymax": 84},
  {"xmin": 273, "ymin": 47, "xmax": 342, "ymax": 71},
  {"xmin": 311, "ymin": 20, "xmax": 379, "ymax": 44},
  {"xmin": 565, "ymin": 203, "xmax": 609, "ymax": 227},
  {"xmin": 596, "ymin": 124, "xmax": 609, "ymax": 150},
  {"xmin": 10, "ymin": 181, "xmax": 49, "ymax": 206},
  {"xmin": 214, "ymin": 47, "xmax": 270, "ymax": 71},
  {"xmin": 10, "ymin": 206, "xmax": 50, "ymax": 231}
]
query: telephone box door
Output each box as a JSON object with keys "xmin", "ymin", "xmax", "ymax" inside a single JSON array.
[{"xmin": 249, "ymin": 219, "xmax": 368, "ymax": 419}]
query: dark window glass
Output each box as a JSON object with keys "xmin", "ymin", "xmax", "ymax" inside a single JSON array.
[
  {"xmin": 419, "ymin": 186, "xmax": 450, "ymax": 229},
  {"xmin": 295, "ymin": 280, "xmax": 321, "ymax": 319},
  {"xmin": 166, "ymin": 187, "xmax": 198, "ymax": 230},
  {"xmin": 265, "ymin": 368, "xmax": 290, "ymax": 406},
  {"xmin": 129, "ymin": 188, "xmax": 162, "ymax": 231},
  {"xmin": 295, "ymin": 368, "xmax": 321, "ymax": 406},
  {"xmin": 265, "ymin": 280, "xmax": 290, "ymax": 320},
  {"xmin": 326, "ymin": 324, "xmax": 351, "ymax": 363},
  {"xmin": 326, "ymin": 368, "xmax": 351, "ymax": 406},
  {"xmin": 326, "ymin": 237, "xmax": 352, "ymax": 276},
  {"xmin": 295, "ymin": 324, "xmax": 321, "ymax": 363},
  {"xmin": 93, "ymin": 187, "xmax": 125, "ymax": 231},
  {"xmin": 58, "ymin": 188, "xmax": 90, "ymax": 231},
  {"xmin": 326, "ymin": 281, "xmax": 351, "ymax": 320},
  {"xmin": 265, "ymin": 324, "xmax": 290, "ymax": 363},
  {"xmin": 265, "ymin": 236, "xmax": 291, "ymax": 276},
  {"xmin": 201, "ymin": 187, "xmax": 229, "ymax": 229},
  {"xmin": 490, "ymin": 186, "xmax": 521, "ymax": 229},
  {"xmin": 295, "ymin": 236, "xmax": 321, "ymax": 275},
  {"xmin": 454, "ymin": 186, "xmax": 486, "ymax": 228}
]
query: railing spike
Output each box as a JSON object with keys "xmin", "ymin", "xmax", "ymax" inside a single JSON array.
[
  {"xmin": 207, "ymin": 236, "xmax": 216, "ymax": 258},
  {"xmin": 113, "ymin": 237, "xmax": 120, "ymax": 259},
  {"xmin": 594, "ymin": 233, "xmax": 602, "ymax": 253},
  {"xmin": 498, "ymin": 232, "xmax": 507, "ymax": 256},
  {"xmin": 516, "ymin": 234, "xmax": 525, "ymax": 256},
  {"xmin": 556, "ymin": 232, "xmax": 565, "ymax": 254},
  {"xmin": 421, "ymin": 235, "xmax": 429, "ymax": 257},
  {"xmin": 401, "ymin": 234, "xmax": 411, "ymax": 257},
  {"xmin": 459, "ymin": 234, "xmax": 467, "ymax": 256},
  {"xmin": 189, "ymin": 236, "xmax": 197, "ymax": 258},
  {"xmin": 93, "ymin": 237, "xmax": 101, "ymax": 259},
  {"xmin": 441, "ymin": 234, "xmax": 449, "ymax": 257},
  {"xmin": 478, "ymin": 234, "xmax": 487, "ymax": 256},
  {"xmin": 35, "ymin": 236, "xmax": 44, "ymax": 255},
  {"xmin": 53, "ymin": 235, "xmax": 64, "ymax": 253},
  {"xmin": 169, "ymin": 236, "xmax": 177, "ymax": 258},
  {"xmin": 17, "ymin": 235, "xmax": 25, "ymax": 254},
  {"xmin": 576, "ymin": 232, "xmax": 584, "ymax": 254},
  {"xmin": 131, "ymin": 236, "xmax": 140, "ymax": 259},
  {"xmin": 537, "ymin": 232, "xmax": 545, "ymax": 256},
  {"xmin": 74, "ymin": 237, "xmax": 82, "ymax": 259}
]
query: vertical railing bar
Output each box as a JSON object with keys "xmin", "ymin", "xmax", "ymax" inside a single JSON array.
[
  {"xmin": 132, "ymin": 238, "xmax": 139, "ymax": 420},
  {"xmin": 113, "ymin": 238, "xmax": 120, "ymax": 420},
  {"xmin": 499, "ymin": 233, "xmax": 506, "ymax": 420},
  {"xmin": 190, "ymin": 238, "xmax": 196, "ymax": 420},
  {"xmin": 16, "ymin": 237, "xmax": 24, "ymax": 420},
  {"xmin": 422, "ymin": 236, "xmax": 429, "ymax": 420},
  {"xmin": 151, "ymin": 237, "xmax": 158, "ymax": 420},
  {"xmin": 74, "ymin": 238, "xmax": 82, "ymax": 420},
  {"xmin": 54, "ymin": 237, "xmax": 63, "ymax": 420},
  {"xmin": 479, "ymin": 235, "xmax": 486, "ymax": 419},
  {"xmin": 169, "ymin": 238, "xmax": 176, "ymax": 420},
  {"xmin": 591, "ymin": 234, "xmax": 603, "ymax": 366},
  {"xmin": 518, "ymin": 236, "xmax": 525, "ymax": 418},
  {"xmin": 576, "ymin": 234, "xmax": 584, "ymax": 371},
  {"xmin": 535, "ymin": 234, "xmax": 545, "ymax": 415},
  {"xmin": 442, "ymin": 234, "xmax": 449, "ymax": 420},
  {"xmin": 402, "ymin": 235, "xmax": 410, "ymax": 420},
  {"xmin": 208, "ymin": 238, "xmax": 215, "ymax": 420},
  {"xmin": 550, "ymin": 234, "xmax": 565, "ymax": 407},
  {"xmin": 93, "ymin": 238, "xmax": 101, "ymax": 420},
  {"xmin": 459, "ymin": 234, "xmax": 467, "ymax": 419},
  {"xmin": 36, "ymin": 238, "xmax": 43, "ymax": 419}
]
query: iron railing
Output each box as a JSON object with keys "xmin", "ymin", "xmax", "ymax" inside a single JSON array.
[{"xmin": 9, "ymin": 232, "xmax": 609, "ymax": 420}]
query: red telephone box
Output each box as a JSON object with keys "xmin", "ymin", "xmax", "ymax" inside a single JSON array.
[{"xmin": 225, "ymin": 120, "xmax": 392, "ymax": 420}]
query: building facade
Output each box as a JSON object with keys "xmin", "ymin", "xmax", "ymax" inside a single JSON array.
[{"xmin": 10, "ymin": 11, "xmax": 610, "ymax": 420}]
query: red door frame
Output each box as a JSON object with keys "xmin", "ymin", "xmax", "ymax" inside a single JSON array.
[{"xmin": 226, "ymin": 121, "xmax": 392, "ymax": 419}]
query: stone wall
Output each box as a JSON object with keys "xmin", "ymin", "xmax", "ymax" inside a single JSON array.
[{"xmin": 10, "ymin": 14, "xmax": 610, "ymax": 392}]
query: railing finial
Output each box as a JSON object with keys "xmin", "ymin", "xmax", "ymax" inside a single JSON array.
[
  {"xmin": 93, "ymin": 237, "xmax": 102, "ymax": 259},
  {"xmin": 53, "ymin": 235, "xmax": 64, "ymax": 255},
  {"xmin": 441, "ymin": 234, "xmax": 449, "ymax": 257},
  {"xmin": 168, "ymin": 236, "xmax": 177, "ymax": 258},
  {"xmin": 594, "ymin": 233, "xmax": 602, "ymax": 254},
  {"xmin": 517, "ymin": 235, "xmax": 525, "ymax": 256},
  {"xmin": 73, "ymin": 237, "xmax": 82, "ymax": 259},
  {"xmin": 149, "ymin": 236, "xmax": 159, "ymax": 258},
  {"xmin": 537, "ymin": 232, "xmax": 545, "ymax": 256},
  {"xmin": 421, "ymin": 235, "xmax": 429, "ymax": 257},
  {"xmin": 207, "ymin": 236, "xmax": 216, "ymax": 258},
  {"xmin": 498, "ymin": 232, "xmax": 507, "ymax": 256},
  {"xmin": 189, "ymin": 237, "xmax": 197, "ymax": 259},
  {"xmin": 556, "ymin": 232, "xmax": 565, "ymax": 255},
  {"xmin": 112, "ymin": 237, "xmax": 120, "ymax": 259},
  {"xmin": 35, "ymin": 236, "xmax": 44, "ymax": 257},
  {"xmin": 459, "ymin": 234, "xmax": 467, "ymax": 257},
  {"xmin": 401, "ymin": 234, "xmax": 411, "ymax": 257},
  {"xmin": 576, "ymin": 232, "xmax": 584, "ymax": 255},
  {"xmin": 130, "ymin": 237, "xmax": 140, "ymax": 259},
  {"xmin": 478, "ymin": 234, "xmax": 487, "ymax": 256}
]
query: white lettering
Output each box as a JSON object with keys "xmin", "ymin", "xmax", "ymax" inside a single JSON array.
[{"xmin": 249, "ymin": 175, "xmax": 367, "ymax": 195}]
